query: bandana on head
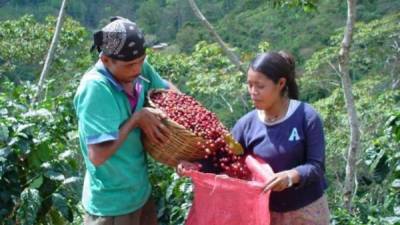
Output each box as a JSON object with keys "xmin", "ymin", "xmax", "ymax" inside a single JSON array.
[{"xmin": 91, "ymin": 16, "xmax": 146, "ymax": 61}]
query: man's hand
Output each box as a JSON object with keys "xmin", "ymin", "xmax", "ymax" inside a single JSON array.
[{"xmin": 133, "ymin": 107, "xmax": 169, "ymax": 145}]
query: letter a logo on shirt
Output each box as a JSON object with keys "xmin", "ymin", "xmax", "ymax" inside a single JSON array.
[{"xmin": 289, "ymin": 127, "xmax": 300, "ymax": 141}]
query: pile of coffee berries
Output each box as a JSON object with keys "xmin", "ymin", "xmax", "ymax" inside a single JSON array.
[{"xmin": 151, "ymin": 91, "xmax": 250, "ymax": 180}]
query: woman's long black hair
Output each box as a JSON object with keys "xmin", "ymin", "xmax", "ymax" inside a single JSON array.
[{"xmin": 249, "ymin": 51, "xmax": 299, "ymax": 99}]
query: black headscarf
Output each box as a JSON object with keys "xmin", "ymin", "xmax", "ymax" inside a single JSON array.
[{"xmin": 91, "ymin": 16, "xmax": 146, "ymax": 61}]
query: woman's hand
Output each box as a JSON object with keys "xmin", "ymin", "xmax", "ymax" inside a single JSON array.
[
  {"xmin": 263, "ymin": 169, "xmax": 300, "ymax": 192},
  {"xmin": 176, "ymin": 161, "xmax": 201, "ymax": 176}
]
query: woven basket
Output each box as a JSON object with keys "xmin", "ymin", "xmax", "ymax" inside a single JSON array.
[{"xmin": 143, "ymin": 90, "xmax": 208, "ymax": 167}]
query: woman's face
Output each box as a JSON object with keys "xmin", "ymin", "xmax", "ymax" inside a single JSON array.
[{"xmin": 247, "ymin": 68, "xmax": 286, "ymax": 110}]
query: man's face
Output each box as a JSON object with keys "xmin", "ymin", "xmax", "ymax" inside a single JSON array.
[{"xmin": 102, "ymin": 54, "xmax": 146, "ymax": 83}]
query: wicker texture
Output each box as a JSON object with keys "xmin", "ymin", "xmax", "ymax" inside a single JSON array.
[{"xmin": 143, "ymin": 90, "xmax": 208, "ymax": 167}]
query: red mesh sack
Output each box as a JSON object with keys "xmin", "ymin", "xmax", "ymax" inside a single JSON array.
[{"xmin": 184, "ymin": 155, "xmax": 274, "ymax": 225}]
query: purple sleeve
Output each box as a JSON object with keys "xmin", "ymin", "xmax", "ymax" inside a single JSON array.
[{"xmin": 295, "ymin": 109, "xmax": 326, "ymax": 188}]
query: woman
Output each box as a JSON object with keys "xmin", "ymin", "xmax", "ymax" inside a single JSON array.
[{"xmin": 231, "ymin": 51, "xmax": 330, "ymax": 225}]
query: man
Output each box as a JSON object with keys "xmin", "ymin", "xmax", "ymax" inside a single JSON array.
[{"xmin": 74, "ymin": 17, "xmax": 171, "ymax": 225}]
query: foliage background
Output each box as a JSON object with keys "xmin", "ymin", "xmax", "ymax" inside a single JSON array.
[{"xmin": 0, "ymin": 0, "xmax": 399, "ymax": 224}]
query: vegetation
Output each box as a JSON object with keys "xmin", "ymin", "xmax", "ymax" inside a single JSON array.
[{"xmin": 0, "ymin": 0, "xmax": 399, "ymax": 224}]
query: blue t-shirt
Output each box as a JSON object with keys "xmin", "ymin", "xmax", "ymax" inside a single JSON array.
[{"xmin": 232, "ymin": 100, "xmax": 327, "ymax": 212}]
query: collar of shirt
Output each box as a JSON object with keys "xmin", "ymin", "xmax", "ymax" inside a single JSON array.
[{"xmin": 94, "ymin": 60, "xmax": 143, "ymax": 112}]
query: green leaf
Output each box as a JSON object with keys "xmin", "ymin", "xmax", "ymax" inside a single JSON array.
[
  {"xmin": 30, "ymin": 176, "xmax": 44, "ymax": 189},
  {"xmin": 382, "ymin": 216, "xmax": 400, "ymax": 225},
  {"xmin": 58, "ymin": 150, "xmax": 74, "ymax": 160},
  {"xmin": 16, "ymin": 123, "xmax": 34, "ymax": 134},
  {"xmin": 28, "ymin": 143, "xmax": 52, "ymax": 169},
  {"xmin": 66, "ymin": 131, "xmax": 79, "ymax": 141},
  {"xmin": 157, "ymin": 198, "xmax": 166, "ymax": 218},
  {"xmin": 49, "ymin": 208, "xmax": 66, "ymax": 225},
  {"xmin": 62, "ymin": 176, "xmax": 81, "ymax": 185},
  {"xmin": 7, "ymin": 137, "xmax": 18, "ymax": 147},
  {"xmin": 0, "ymin": 108, "xmax": 8, "ymax": 115},
  {"xmin": 395, "ymin": 206, "xmax": 400, "ymax": 216},
  {"xmin": 0, "ymin": 125, "xmax": 9, "ymax": 142},
  {"xmin": 16, "ymin": 188, "xmax": 42, "ymax": 225},
  {"xmin": 45, "ymin": 170, "xmax": 65, "ymax": 181},
  {"xmin": 166, "ymin": 179, "xmax": 177, "ymax": 201},
  {"xmin": 52, "ymin": 193, "xmax": 73, "ymax": 222},
  {"xmin": 16, "ymin": 138, "xmax": 31, "ymax": 155},
  {"xmin": 0, "ymin": 147, "xmax": 11, "ymax": 160},
  {"xmin": 392, "ymin": 179, "xmax": 400, "ymax": 189},
  {"xmin": 22, "ymin": 109, "xmax": 53, "ymax": 120}
]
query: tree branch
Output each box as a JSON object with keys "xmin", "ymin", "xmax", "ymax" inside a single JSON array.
[
  {"xmin": 187, "ymin": 0, "xmax": 246, "ymax": 75},
  {"xmin": 338, "ymin": 0, "xmax": 360, "ymax": 212},
  {"xmin": 32, "ymin": 0, "xmax": 68, "ymax": 106}
]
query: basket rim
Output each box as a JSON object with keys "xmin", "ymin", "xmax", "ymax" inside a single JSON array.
[{"xmin": 147, "ymin": 89, "xmax": 203, "ymax": 138}]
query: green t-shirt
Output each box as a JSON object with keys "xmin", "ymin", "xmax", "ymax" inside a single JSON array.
[{"xmin": 73, "ymin": 59, "xmax": 167, "ymax": 216}]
